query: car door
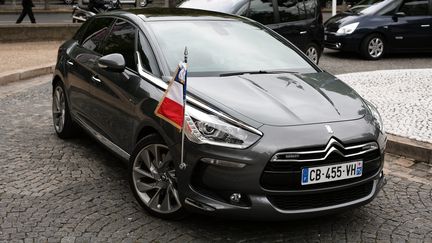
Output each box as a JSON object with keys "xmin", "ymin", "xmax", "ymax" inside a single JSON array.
[
  {"xmin": 89, "ymin": 18, "xmax": 155, "ymax": 152},
  {"xmin": 271, "ymin": 0, "xmax": 311, "ymax": 51},
  {"xmin": 67, "ymin": 17, "xmax": 114, "ymax": 128},
  {"xmin": 246, "ymin": 0, "xmax": 310, "ymax": 51},
  {"xmin": 388, "ymin": 0, "xmax": 431, "ymax": 50}
]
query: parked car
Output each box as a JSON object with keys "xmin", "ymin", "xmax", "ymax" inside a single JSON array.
[
  {"xmin": 53, "ymin": 8, "xmax": 386, "ymax": 220},
  {"xmin": 178, "ymin": 0, "xmax": 325, "ymax": 64},
  {"xmin": 324, "ymin": 0, "xmax": 432, "ymax": 59}
]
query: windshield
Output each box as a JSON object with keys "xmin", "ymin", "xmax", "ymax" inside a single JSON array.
[
  {"xmin": 178, "ymin": 0, "xmax": 247, "ymax": 13},
  {"xmin": 349, "ymin": 0, "xmax": 384, "ymax": 13},
  {"xmin": 148, "ymin": 20, "xmax": 316, "ymax": 77},
  {"xmin": 357, "ymin": 0, "xmax": 402, "ymax": 15}
]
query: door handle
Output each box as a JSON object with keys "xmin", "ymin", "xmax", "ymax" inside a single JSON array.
[
  {"xmin": 91, "ymin": 75, "xmax": 102, "ymax": 83},
  {"xmin": 421, "ymin": 24, "xmax": 430, "ymax": 27},
  {"xmin": 66, "ymin": 60, "xmax": 74, "ymax": 66},
  {"xmin": 300, "ymin": 31, "xmax": 308, "ymax": 35}
]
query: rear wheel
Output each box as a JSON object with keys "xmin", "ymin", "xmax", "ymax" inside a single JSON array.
[
  {"xmin": 129, "ymin": 134, "xmax": 187, "ymax": 219},
  {"xmin": 52, "ymin": 82, "xmax": 77, "ymax": 138},
  {"xmin": 361, "ymin": 34, "xmax": 385, "ymax": 60},
  {"xmin": 305, "ymin": 43, "xmax": 321, "ymax": 64}
]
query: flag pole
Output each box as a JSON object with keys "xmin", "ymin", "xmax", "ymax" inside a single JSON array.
[{"xmin": 179, "ymin": 47, "xmax": 188, "ymax": 170}]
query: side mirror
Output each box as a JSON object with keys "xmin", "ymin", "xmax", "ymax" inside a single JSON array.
[
  {"xmin": 97, "ymin": 53, "xmax": 125, "ymax": 73},
  {"xmin": 392, "ymin": 12, "xmax": 406, "ymax": 21}
]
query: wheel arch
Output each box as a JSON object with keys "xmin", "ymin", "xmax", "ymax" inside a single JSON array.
[
  {"xmin": 52, "ymin": 75, "xmax": 62, "ymax": 88},
  {"xmin": 136, "ymin": 126, "xmax": 160, "ymax": 145},
  {"xmin": 358, "ymin": 31, "xmax": 387, "ymax": 52}
]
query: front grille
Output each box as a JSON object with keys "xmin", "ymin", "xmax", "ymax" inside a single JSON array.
[
  {"xmin": 268, "ymin": 181, "xmax": 374, "ymax": 210},
  {"xmin": 261, "ymin": 138, "xmax": 382, "ymax": 190}
]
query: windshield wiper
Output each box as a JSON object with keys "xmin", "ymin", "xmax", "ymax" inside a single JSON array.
[{"xmin": 219, "ymin": 70, "xmax": 298, "ymax": 77}]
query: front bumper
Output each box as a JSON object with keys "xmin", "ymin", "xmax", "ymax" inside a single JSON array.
[
  {"xmin": 324, "ymin": 31, "xmax": 362, "ymax": 52},
  {"xmin": 174, "ymin": 118, "xmax": 387, "ymax": 220},
  {"xmin": 184, "ymin": 174, "xmax": 385, "ymax": 220}
]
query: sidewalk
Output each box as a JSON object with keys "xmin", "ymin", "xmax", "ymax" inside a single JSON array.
[
  {"xmin": 0, "ymin": 41, "xmax": 60, "ymax": 84},
  {"xmin": 0, "ymin": 41, "xmax": 431, "ymax": 163}
]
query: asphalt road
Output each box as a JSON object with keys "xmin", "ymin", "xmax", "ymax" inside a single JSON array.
[
  {"xmin": 0, "ymin": 75, "xmax": 432, "ymax": 242},
  {"xmin": 0, "ymin": 12, "xmax": 73, "ymax": 24}
]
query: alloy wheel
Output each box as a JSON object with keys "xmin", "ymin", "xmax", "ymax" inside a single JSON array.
[
  {"xmin": 306, "ymin": 46, "xmax": 319, "ymax": 64},
  {"xmin": 52, "ymin": 86, "xmax": 66, "ymax": 133},
  {"xmin": 368, "ymin": 38, "xmax": 384, "ymax": 58},
  {"xmin": 132, "ymin": 144, "xmax": 181, "ymax": 214}
]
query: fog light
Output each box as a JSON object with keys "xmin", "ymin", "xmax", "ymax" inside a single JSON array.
[
  {"xmin": 201, "ymin": 158, "xmax": 246, "ymax": 168},
  {"xmin": 230, "ymin": 193, "xmax": 242, "ymax": 203},
  {"xmin": 336, "ymin": 43, "xmax": 342, "ymax": 48}
]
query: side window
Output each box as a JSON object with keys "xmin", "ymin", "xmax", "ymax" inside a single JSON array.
[
  {"xmin": 102, "ymin": 19, "xmax": 137, "ymax": 72},
  {"xmin": 278, "ymin": 0, "xmax": 305, "ymax": 22},
  {"xmin": 81, "ymin": 18, "xmax": 114, "ymax": 53},
  {"xmin": 304, "ymin": 0, "xmax": 317, "ymax": 18},
  {"xmin": 138, "ymin": 32, "xmax": 160, "ymax": 76},
  {"xmin": 73, "ymin": 19, "xmax": 92, "ymax": 42},
  {"xmin": 399, "ymin": 0, "xmax": 429, "ymax": 15},
  {"xmin": 248, "ymin": 0, "xmax": 277, "ymax": 25}
]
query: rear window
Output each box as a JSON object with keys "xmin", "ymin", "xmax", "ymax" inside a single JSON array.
[
  {"xmin": 248, "ymin": 0, "xmax": 316, "ymax": 24},
  {"xmin": 248, "ymin": 0, "xmax": 277, "ymax": 24},
  {"xmin": 278, "ymin": 0, "xmax": 308, "ymax": 22},
  {"xmin": 178, "ymin": 0, "xmax": 248, "ymax": 13}
]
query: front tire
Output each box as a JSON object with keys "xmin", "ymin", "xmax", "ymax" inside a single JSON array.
[
  {"xmin": 129, "ymin": 134, "xmax": 186, "ymax": 219},
  {"xmin": 52, "ymin": 82, "xmax": 77, "ymax": 139},
  {"xmin": 361, "ymin": 34, "xmax": 385, "ymax": 60}
]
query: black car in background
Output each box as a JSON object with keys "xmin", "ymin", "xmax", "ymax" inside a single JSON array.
[
  {"xmin": 178, "ymin": 0, "xmax": 325, "ymax": 64},
  {"xmin": 324, "ymin": 0, "xmax": 432, "ymax": 59}
]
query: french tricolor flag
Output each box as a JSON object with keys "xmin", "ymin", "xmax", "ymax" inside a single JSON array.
[{"xmin": 155, "ymin": 62, "xmax": 188, "ymax": 130}]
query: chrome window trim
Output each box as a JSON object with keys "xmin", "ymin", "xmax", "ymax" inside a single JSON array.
[
  {"xmin": 271, "ymin": 138, "xmax": 379, "ymax": 162},
  {"xmin": 136, "ymin": 58, "xmax": 263, "ymax": 136}
]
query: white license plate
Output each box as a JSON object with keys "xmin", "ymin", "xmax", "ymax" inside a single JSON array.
[{"xmin": 301, "ymin": 161, "xmax": 363, "ymax": 185}]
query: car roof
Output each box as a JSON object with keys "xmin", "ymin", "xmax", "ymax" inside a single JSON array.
[{"xmin": 106, "ymin": 7, "xmax": 246, "ymax": 22}]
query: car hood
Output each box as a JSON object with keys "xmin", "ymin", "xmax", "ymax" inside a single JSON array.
[
  {"xmin": 324, "ymin": 13, "xmax": 363, "ymax": 31},
  {"xmin": 187, "ymin": 72, "xmax": 367, "ymax": 127}
]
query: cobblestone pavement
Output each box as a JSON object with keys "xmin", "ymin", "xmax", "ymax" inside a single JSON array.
[
  {"xmin": 337, "ymin": 69, "xmax": 432, "ymax": 144},
  {"xmin": 1, "ymin": 76, "xmax": 432, "ymax": 243}
]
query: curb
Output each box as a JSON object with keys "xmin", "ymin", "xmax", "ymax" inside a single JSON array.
[
  {"xmin": 386, "ymin": 134, "xmax": 432, "ymax": 164},
  {"xmin": 0, "ymin": 68, "xmax": 431, "ymax": 164},
  {"xmin": 0, "ymin": 64, "xmax": 55, "ymax": 86}
]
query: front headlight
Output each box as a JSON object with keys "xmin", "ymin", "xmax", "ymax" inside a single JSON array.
[
  {"xmin": 184, "ymin": 106, "xmax": 261, "ymax": 149},
  {"xmin": 336, "ymin": 22, "xmax": 359, "ymax": 35},
  {"xmin": 365, "ymin": 100, "xmax": 384, "ymax": 133}
]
